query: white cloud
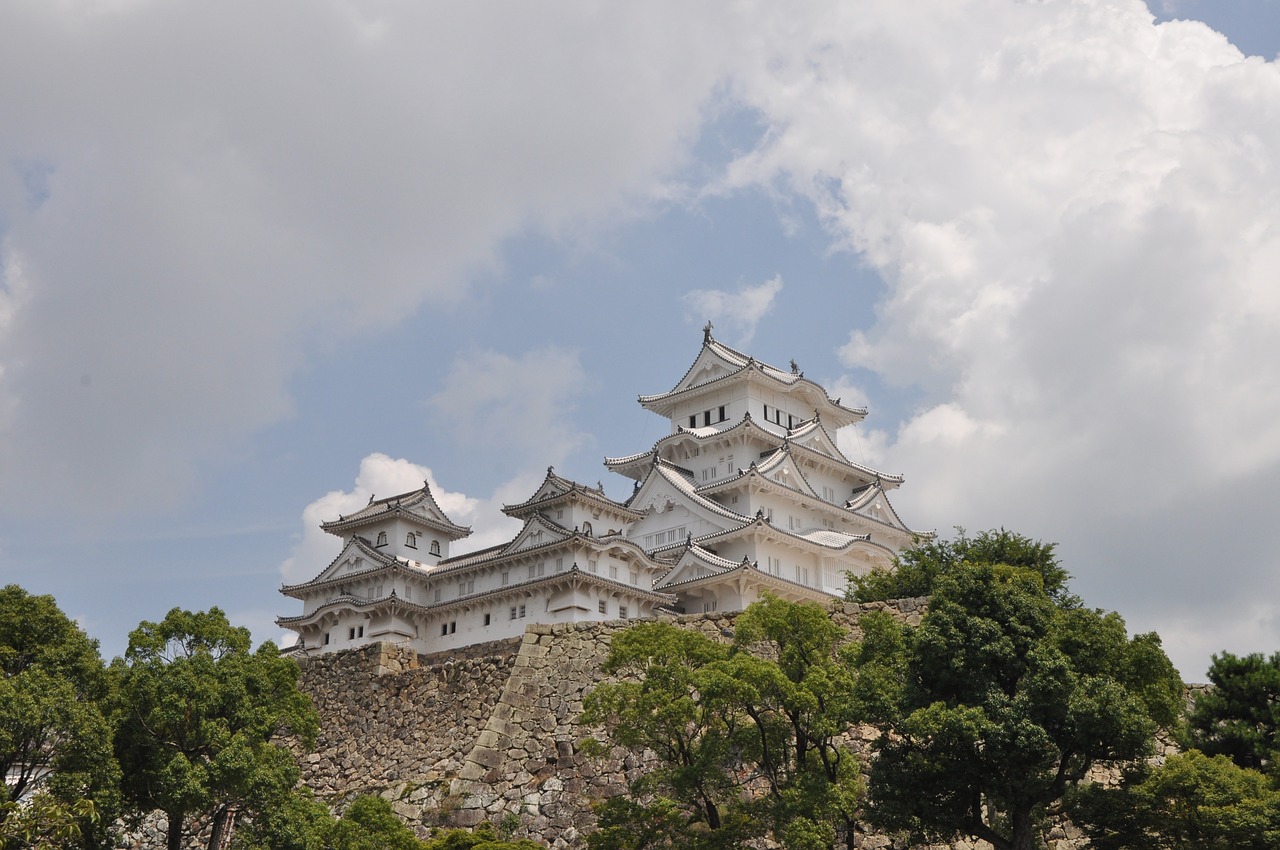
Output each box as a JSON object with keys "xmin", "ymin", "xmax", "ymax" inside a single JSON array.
[
  {"xmin": 278, "ymin": 452, "xmax": 520, "ymax": 586},
  {"xmin": 718, "ymin": 0, "xmax": 1280, "ymax": 676},
  {"xmin": 0, "ymin": 1, "xmax": 741, "ymax": 515},
  {"xmin": 682, "ymin": 275, "xmax": 783, "ymax": 346}
]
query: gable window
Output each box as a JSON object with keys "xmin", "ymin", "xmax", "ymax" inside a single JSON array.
[
  {"xmin": 430, "ymin": 540, "xmax": 441, "ymax": 556},
  {"xmin": 375, "ymin": 531, "xmax": 388, "ymax": 547},
  {"xmin": 405, "ymin": 532, "xmax": 417, "ymax": 548}
]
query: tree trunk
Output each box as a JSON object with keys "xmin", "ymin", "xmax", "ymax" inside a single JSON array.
[
  {"xmin": 1011, "ymin": 806, "xmax": 1035, "ymax": 850},
  {"xmin": 166, "ymin": 811, "xmax": 184, "ymax": 850},
  {"xmin": 206, "ymin": 805, "xmax": 234, "ymax": 850}
]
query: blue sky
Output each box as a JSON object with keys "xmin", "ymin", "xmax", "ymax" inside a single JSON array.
[{"xmin": 1, "ymin": 0, "xmax": 1278, "ymax": 679}]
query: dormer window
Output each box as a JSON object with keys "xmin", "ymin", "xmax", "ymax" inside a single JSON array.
[
  {"xmin": 375, "ymin": 531, "xmax": 387, "ymax": 547},
  {"xmin": 406, "ymin": 532, "xmax": 417, "ymax": 548},
  {"xmin": 430, "ymin": 540, "xmax": 441, "ymax": 556},
  {"xmin": 582, "ymin": 521, "xmax": 592, "ymax": 536}
]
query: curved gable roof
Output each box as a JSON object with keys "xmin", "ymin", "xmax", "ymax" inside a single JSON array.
[{"xmin": 321, "ymin": 482, "xmax": 472, "ymax": 539}]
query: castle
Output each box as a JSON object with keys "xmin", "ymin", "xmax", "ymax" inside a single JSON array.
[{"xmin": 278, "ymin": 326, "xmax": 927, "ymax": 655}]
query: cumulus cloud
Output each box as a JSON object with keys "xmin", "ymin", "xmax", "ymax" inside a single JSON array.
[
  {"xmin": 0, "ymin": 1, "xmax": 739, "ymax": 515},
  {"xmin": 278, "ymin": 452, "xmax": 520, "ymax": 586},
  {"xmin": 721, "ymin": 0, "xmax": 1280, "ymax": 675},
  {"xmin": 682, "ymin": 275, "xmax": 783, "ymax": 346}
]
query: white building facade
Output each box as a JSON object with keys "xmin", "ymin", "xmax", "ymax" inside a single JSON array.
[{"xmin": 278, "ymin": 327, "xmax": 927, "ymax": 655}]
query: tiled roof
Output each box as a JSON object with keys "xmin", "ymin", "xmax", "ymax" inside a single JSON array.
[{"xmin": 321, "ymin": 482, "xmax": 471, "ymax": 538}]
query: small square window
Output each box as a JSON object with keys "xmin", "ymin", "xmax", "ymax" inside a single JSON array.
[
  {"xmin": 324, "ymin": 632, "xmax": 330, "ymax": 645},
  {"xmin": 449, "ymin": 621, "xmax": 456, "ymax": 634},
  {"xmin": 510, "ymin": 606, "xmax": 518, "ymax": 620},
  {"xmin": 598, "ymin": 600, "xmax": 607, "ymax": 615},
  {"xmin": 441, "ymin": 623, "xmax": 448, "ymax": 636},
  {"xmin": 484, "ymin": 613, "xmax": 491, "ymax": 626},
  {"xmin": 619, "ymin": 605, "xmax": 628, "ymax": 620},
  {"xmin": 518, "ymin": 604, "xmax": 526, "ymax": 618},
  {"xmin": 358, "ymin": 625, "xmax": 364, "ymax": 638}
]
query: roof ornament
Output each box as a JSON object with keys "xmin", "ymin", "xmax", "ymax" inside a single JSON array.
[
  {"xmin": 597, "ymin": 480, "xmax": 603, "ymax": 492},
  {"xmin": 547, "ymin": 465, "xmax": 554, "ymax": 476},
  {"xmin": 755, "ymin": 508, "xmax": 766, "ymax": 520},
  {"xmin": 686, "ymin": 532, "xmax": 693, "ymax": 546},
  {"xmin": 702, "ymin": 320, "xmax": 714, "ymax": 342},
  {"xmin": 790, "ymin": 358, "xmax": 799, "ymax": 375},
  {"xmin": 368, "ymin": 494, "xmax": 376, "ymax": 505}
]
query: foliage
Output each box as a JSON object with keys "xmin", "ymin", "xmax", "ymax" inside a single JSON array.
[
  {"xmin": 324, "ymin": 797, "xmax": 422, "ymax": 850},
  {"xmin": 1068, "ymin": 751, "xmax": 1280, "ymax": 849},
  {"xmin": 0, "ymin": 585, "xmax": 119, "ymax": 849},
  {"xmin": 583, "ymin": 600, "xmax": 874, "ymax": 850},
  {"xmin": 848, "ymin": 528, "xmax": 1070, "ymax": 605},
  {"xmin": 858, "ymin": 535, "xmax": 1182, "ymax": 850},
  {"xmin": 581, "ymin": 621, "xmax": 752, "ymax": 846},
  {"xmin": 0, "ymin": 794, "xmax": 97, "ymax": 850},
  {"xmin": 1184, "ymin": 651, "xmax": 1280, "ymax": 774},
  {"xmin": 230, "ymin": 790, "xmax": 335, "ymax": 850},
  {"xmin": 112, "ymin": 607, "xmax": 318, "ymax": 850}
]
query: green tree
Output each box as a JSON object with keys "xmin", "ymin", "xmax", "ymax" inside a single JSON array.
[
  {"xmin": 113, "ymin": 607, "xmax": 318, "ymax": 850},
  {"xmin": 0, "ymin": 585, "xmax": 119, "ymax": 849},
  {"xmin": 581, "ymin": 622, "xmax": 753, "ymax": 848},
  {"xmin": 324, "ymin": 797, "xmax": 422, "ymax": 850},
  {"xmin": 1185, "ymin": 651, "xmax": 1280, "ymax": 774},
  {"xmin": 584, "ymin": 599, "xmax": 877, "ymax": 850},
  {"xmin": 729, "ymin": 597, "xmax": 865, "ymax": 850},
  {"xmin": 860, "ymin": 539, "xmax": 1182, "ymax": 850},
  {"xmin": 849, "ymin": 528, "xmax": 1070, "ymax": 604},
  {"xmin": 1068, "ymin": 750, "xmax": 1280, "ymax": 849}
]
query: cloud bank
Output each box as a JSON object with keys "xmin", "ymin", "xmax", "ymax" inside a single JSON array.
[{"xmin": 721, "ymin": 0, "xmax": 1280, "ymax": 674}]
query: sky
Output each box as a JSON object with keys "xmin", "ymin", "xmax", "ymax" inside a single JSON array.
[{"xmin": 1, "ymin": 0, "xmax": 1279, "ymax": 680}]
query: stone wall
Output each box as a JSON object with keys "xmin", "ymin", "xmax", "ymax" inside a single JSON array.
[{"xmin": 296, "ymin": 600, "xmax": 931, "ymax": 847}]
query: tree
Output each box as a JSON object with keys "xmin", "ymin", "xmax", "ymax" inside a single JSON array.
[
  {"xmin": 849, "ymin": 527, "xmax": 1070, "ymax": 604},
  {"xmin": 729, "ymin": 597, "xmax": 865, "ymax": 850},
  {"xmin": 1185, "ymin": 651, "xmax": 1280, "ymax": 773},
  {"xmin": 858, "ymin": 535, "xmax": 1183, "ymax": 850},
  {"xmin": 583, "ymin": 599, "xmax": 875, "ymax": 850},
  {"xmin": 1068, "ymin": 751, "xmax": 1280, "ymax": 850},
  {"xmin": 581, "ymin": 621, "xmax": 754, "ymax": 849},
  {"xmin": 113, "ymin": 607, "xmax": 318, "ymax": 850},
  {"xmin": 0, "ymin": 585, "xmax": 119, "ymax": 849}
]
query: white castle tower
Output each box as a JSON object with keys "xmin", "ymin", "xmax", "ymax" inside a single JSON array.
[
  {"xmin": 278, "ymin": 326, "xmax": 926, "ymax": 654},
  {"xmin": 609, "ymin": 323, "xmax": 924, "ymax": 614}
]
